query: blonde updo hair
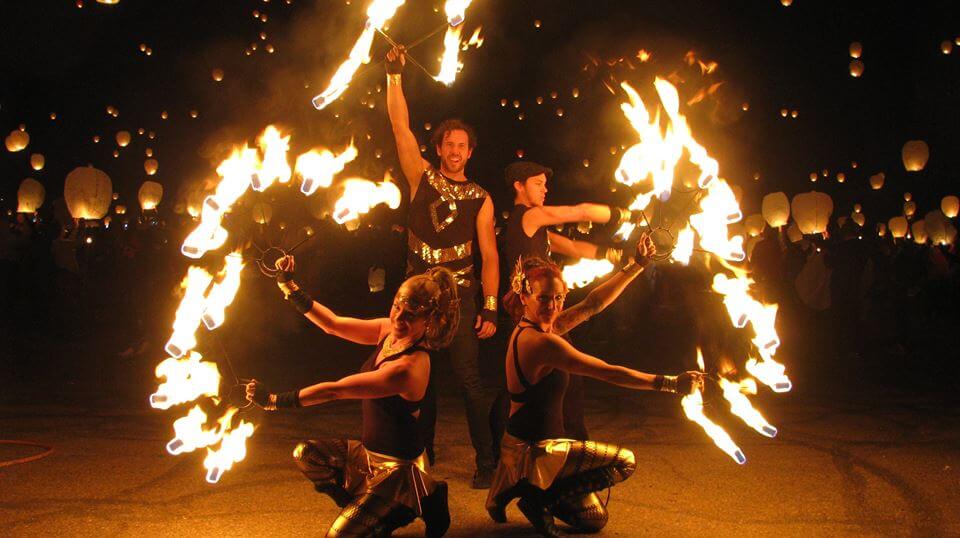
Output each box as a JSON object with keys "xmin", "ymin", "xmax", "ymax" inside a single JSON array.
[
  {"xmin": 398, "ymin": 267, "xmax": 461, "ymax": 350},
  {"xmin": 502, "ymin": 256, "xmax": 566, "ymax": 323}
]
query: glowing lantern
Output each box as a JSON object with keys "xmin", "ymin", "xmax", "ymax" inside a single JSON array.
[
  {"xmin": 96, "ymin": 0, "xmax": 120, "ymax": 4},
  {"xmin": 904, "ymin": 192, "xmax": 912, "ymax": 202},
  {"xmin": 30, "ymin": 153, "xmax": 45, "ymax": 171},
  {"xmin": 849, "ymin": 42, "xmax": 862, "ymax": 59},
  {"xmin": 64, "ymin": 166, "xmax": 113, "ymax": 220},
  {"xmin": 762, "ymin": 192, "xmax": 790, "ymax": 228},
  {"xmin": 138, "ymin": 181, "xmax": 164, "ymax": 210},
  {"xmin": 252, "ymin": 203, "xmax": 272, "ymax": 224},
  {"xmin": 791, "ymin": 191, "xmax": 833, "ymax": 235},
  {"xmin": 851, "ymin": 212, "xmax": 865, "ymax": 227},
  {"xmin": 911, "ymin": 220, "xmax": 927, "ymax": 244},
  {"xmin": 853, "ymin": 203, "xmax": 862, "ymax": 213},
  {"xmin": 744, "ymin": 214, "xmax": 766, "ymax": 237},
  {"xmin": 5, "ymin": 128, "xmax": 29, "ymax": 152},
  {"xmin": 925, "ymin": 211, "xmax": 953, "ymax": 245},
  {"xmin": 115, "ymin": 204, "xmax": 127, "ymax": 215},
  {"xmin": 888, "ymin": 216, "xmax": 908, "ymax": 239},
  {"xmin": 17, "ymin": 178, "xmax": 45, "ymax": 213},
  {"xmin": 836, "ymin": 173, "xmax": 846, "ymax": 183},
  {"xmin": 116, "ymin": 130, "xmax": 131, "ymax": 147},
  {"xmin": 145, "ymin": 158, "xmax": 159, "ymax": 176},
  {"xmin": 901, "ymin": 140, "xmax": 929, "ymax": 172},
  {"xmin": 942, "ymin": 195, "xmax": 959, "ymax": 218},
  {"xmin": 212, "ymin": 68, "xmax": 224, "ymax": 82},
  {"xmin": 903, "ymin": 201, "xmax": 916, "ymax": 218},
  {"xmin": 786, "ymin": 223, "xmax": 802, "ymax": 243},
  {"xmin": 780, "ymin": 0, "xmax": 792, "ymax": 6},
  {"xmin": 869, "ymin": 173, "xmax": 885, "ymax": 190},
  {"xmin": 849, "ymin": 60, "xmax": 864, "ymax": 77},
  {"xmin": 942, "ymin": 41, "xmax": 953, "ymax": 55}
]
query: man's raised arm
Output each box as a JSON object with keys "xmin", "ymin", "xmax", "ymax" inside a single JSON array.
[{"xmin": 385, "ymin": 47, "xmax": 430, "ymax": 197}]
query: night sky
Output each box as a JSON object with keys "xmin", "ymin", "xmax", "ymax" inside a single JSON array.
[{"xmin": 2, "ymin": 0, "xmax": 958, "ymax": 226}]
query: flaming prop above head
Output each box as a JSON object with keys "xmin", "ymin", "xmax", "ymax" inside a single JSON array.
[
  {"xmin": 562, "ymin": 258, "xmax": 615, "ymax": 289},
  {"xmin": 434, "ymin": 0, "xmax": 476, "ymax": 86},
  {"xmin": 296, "ymin": 143, "xmax": 358, "ymax": 196},
  {"xmin": 252, "ymin": 126, "xmax": 292, "ymax": 192},
  {"xmin": 332, "ymin": 176, "xmax": 402, "ymax": 225}
]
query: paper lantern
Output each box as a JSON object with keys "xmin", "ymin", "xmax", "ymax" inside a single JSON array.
[
  {"xmin": 791, "ymin": 191, "xmax": 833, "ymax": 235},
  {"xmin": 942, "ymin": 40, "xmax": 954, "ymax": 55},
  {"xmin": 17, "ymin": 178, "xmax": 45, "ymax": 213},
  {"xmin": 853, "ymin": 203, "xmax": 862, "ymax": 213},
  {"xmin": 744, "ymin": 214, "xmax": 766, "ymax": 237},
  {"xmin": 786, "ymin": 223, "xmax": 802, "ymax": 243},
  {"xmin": 252, "ymin": 203, "xmax": 272, "ymax": 224},
  {"xmin": 30, "ymin": 153, "xmax": 45, "ymax": 171},
  {"xmin": 924, "ymin": 211, "xmax": 953, "ymax": 245},
  {"xmin": 901, "ymin": 140, "xmax": 929, "ymax": 172},
  {"xmin": 888, "ymin": 216, "xmax": 908, "ymax": 239},
  {"xmin": 212, "ymin": 68, "xmax": 224, "ymax": 82},
  {"xmin": 64, "ymin": 166, "xmax": 113, "ymax": 220},
  {"xmin": 903, "ymin": 201, "xmax": 916, "ymax": 218},
  {"xmin": 903, "ymin": 192, "xmax": 912, "ymax": 202},
  {"xmin": 115, "ymin": 204, "xmax": 127, "ymax": 215},
  {"xmin": 5, "ymin": 128, "xmax": 29, "ymax": 152},
  {"xmin": 762, "ymin": 192, "xmax": 790, "ymax": 227},
  {"xmin": 877, "ymin": 223, "xmax": 887, "ymax": 237},
  {"xmin": 836, "ymin": 173, "xmax": 846, "ymax": 183},
  {"xmin": 368, "ymin": 267, "xmax": 386, "ymax": 293},
  {"xmin": 869, "ymin": 172, "xmax": 885, "ymax": 190},
  {"xmin": 849, "ymin": 60, "xmax": 864, "ymax": 78},
  {"xmin": 941, "ymin": 195, "xmax": 959, "ymax": 218},
  {"xmin": 116, "ymin": 130, "xmax": 131, "ymax": 147},
  {"xmin": 849, "ymin": 42, "xmax": 863, "ymax": 59},
  {"xmin": 138, "ymin": 181, "xmax": 164, "ymax": 210},
  {"xmin": 836, "ymin": 216, "xmax": 848, "ymax": 228},
  {"xmin": 851, "ymin": 212, "xmax": 865, "ymax": 227},
  {"xmin": 144, "ymin": 158, "xmax": 159, "ymax": 175},
  {"xmin": 911, "ymin": 221, "xmax": 927, "ymax": 244}
]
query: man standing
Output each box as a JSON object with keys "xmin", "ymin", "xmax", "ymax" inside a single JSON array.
[
  {"xmin": 386, "ymin": 47, "xmax": 499, "ymax": 488},
  {"xmin": 491, "ymin": 161, "xmax": 637, "ymax": 445}
]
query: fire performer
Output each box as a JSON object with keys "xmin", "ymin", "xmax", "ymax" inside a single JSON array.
[
  {"xmin": 385, "ymin": 46, "xmax": 499, "ymax": 487},
  {"xmin": 491, "ymin": 161, "xmax": 640, "ymax": 445},
  {"xmin": 486, "ymin": 256, "xmax": 702, "ymax": 536},
  {"xmin": 245, "ymin": 255, "xmax": 458, "ymax": 538}
]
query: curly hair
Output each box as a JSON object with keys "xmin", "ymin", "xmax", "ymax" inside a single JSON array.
[
  {"xmin": 430, "ymin": 118, "xmax": 477, "ymax": 150},
  {"xmin": 501, "ymin": 256, "xmax": 566, "ymax": 323},
  {"xmin": 398, "ymin": 267, "xmax": 461, "ymax": 350}
]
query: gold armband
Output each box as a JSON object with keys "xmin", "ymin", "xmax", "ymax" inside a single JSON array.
[
  {"xmin": 387, "ymin": 74, "xmax": 402, "ymax": 85},
  {"xmin": 483, "ymin": 295, "xmax": 497, "ymax": 311}
]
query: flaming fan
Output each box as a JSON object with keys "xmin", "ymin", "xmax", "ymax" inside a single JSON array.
[{"xmin": 151, "ymin": 125, "xmax": 400, "ymax": 483}]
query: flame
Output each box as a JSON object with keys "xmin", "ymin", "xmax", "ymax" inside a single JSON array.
[
  {"xmin": 615, "ymin": 81, "xmax": 682, "ymax": 200},
  {"xmin": 637, "ymin": 49, "xmax": 652, "ymax": 62},
  {"xmin": 671, "ymin": 225, "xmax": 695, "ymax": 264},
  {"xmin": 311, "ymin": 0, "xmax": 405, "ymax": 110},
  {"xmin": 203, "ymin": 419, "xmax": 255, "ymax": 484},
  {"xmin": 681, "ymin": 349, "xmax": 746, "ymax": 464},
  {"xmin": 719, "ymin": 377, "xmax": 778, "ymax": 437},
  {"xmin": 746, "ymin": 353, "xmax": 792, "ymax": 393},
  {"xmin": 562, "ymin": 258, "xmax": 614, "ymax": 289},
  {"xmin": 332, "ymin": 177, "xmax": 402, "ymax": 224},
  {"xmin": 201, "ymin": 252, "xmax": 245, "ymax": 331},
  {"xmin": 435, "ymin": 25, "xmax": 465, "ymax": 86},
  {"xmin": 461, "ymin": 26, "xmax": 484, "ymax": 50},
  {"xmin": 166, "ymin": 406, "xmax": 234, "ymax": 455},
  {"xmin": 165, "ymin": 267, "xmax": 214, "ymax": 358},
  {"xmin": 690, "ymin": 180, "xmax": 744, "ymax": 262},
  {"xmin": 252, "ymin": 126, "xmax": 292, "ymax": 191},
  {"xmin": 296, "ymin": 143, "xmax": 358, "ymax": 196},
  {"xmin": 444, "ymin": 0, "xmax": 472, "ymax": 26},
  {"xmin": 150, "ymin": 351, "xmax": 221, "ymax": 410}
]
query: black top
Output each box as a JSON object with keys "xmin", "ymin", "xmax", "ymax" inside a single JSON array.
[
  {"xmin": 407, "ymin": 167, "xmax": 489, "ymax": 291},
  {"xmin": 360, "ymin": 338, "xmax": 428, "ymax": 460},
  {"xmin": 502, "ymin": 204, "xmax": 551, "ymax": 277},
  {"xmin": 505, "ymin": 321, "xmax": 569, "ymax": 442}
]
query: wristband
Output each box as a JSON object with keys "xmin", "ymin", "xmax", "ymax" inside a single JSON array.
[
  {"xmin": 483, "ymin": 295, "xmax": 497, "ymax": 312},
  {"xmin": 275, "ymin": 390, "xmax": 302, "ymax": 409},
  {"xmin": 660, "ymin": 375, "xmax": 678, "ymax": 393},
  {"xmin": 387, "ymin": 74, "xmax": 402, "ymax": 85},
  {"xmin": 288, "ymin": 289, "xmax": 314, "ymax": 314},
  {"xmin": 621, "ymin": 260, "xmax": 642, "ymax": 275},
  {"xmin": 480, "ymin": 308, "xmax": 497, "ymax": 324}
]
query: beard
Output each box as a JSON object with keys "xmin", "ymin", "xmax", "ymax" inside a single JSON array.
[{"xmin": 441, "ymin": 155, "xmax": 466, "ymax": 175}]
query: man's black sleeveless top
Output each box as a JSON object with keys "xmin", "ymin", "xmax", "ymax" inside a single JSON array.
[
  {"xmin": 505, "ymin": 323, "xmax": 569, "ymax": 442},
  {"xmin": 502, "ymin": 204, "xmax": 551, "ymax": 275},
  {"xmin": 407, "ymin": 167, "xmax": 488, "ymax": 291},
  {"xmin": 361, "ymin": 339, "xmax": 428, "ymax": 459}
]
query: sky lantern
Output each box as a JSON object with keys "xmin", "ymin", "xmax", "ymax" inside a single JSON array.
[
  {"xmin": 745, "ymin": 214, "xmax": 766, "ymax": 237},
  {"xmin": 942, "ymin": 195, "xmax": 959, "ymax": 218},
  {"xmin": 903, "ymin": 192, "xmax": 912, "ymax": 201},
  {"xmin": 116, "ymin": 130, "xmax": 131, "ymax": 147},
  {"xmin": 888, "ymin": 216, "xmax": 908, "ymax": 238},
  {"xmin": 903, "ymin": 201, "xmax": 917, "ymax": 218},
  {"xmin": 96, "ymin": 0, "xmax": 120, "ymax": 4},
  {"xmin": 942, "ymin": 40, "xmax": 953, "ymax": 55},
  {"xmin": 30, "ymin": 153, "xmax": 45, "ymax": 171},
  {"xmin": 851, "ymin": 211, "xmax": 865, "ymax": 227},
  {"xmin": 849, "ymin": 59, "xmax": 864, "ymax": 77},
  {"xmin": 64, "ymin": 166, "xmax": 113, "ymax": 220},
  {"xmin": 901, "ymin": 140, "xmax": 929, "ymax": 171},
  {"xmin": 853, "ymin": 203, "xmax": 862, "ymax": 213},
  {"xmin": 836, "ymin": 172, "xmax": 846, "ymax": 183},
  {"xmin": 786, "ymin": 222, "xmax": 802, "ymax": 243},
  {"xmin": 115, "ymin": 204, "xmax": 127, "ymax": 215},
  {"xmin": 138, "ymin": 181, "xmax": 164, "ymax": 210},
  {"xmin": 869, "ymin": 172, "xmax": 885, "ymax": 190},
  {"xmin": 925, "ymin": 211, "xmax": 953, "ymax": 245},
  {"xmin": 145, "ymin": 158, "xmax": 159, "ymax": 175},
  {"xmin": 212, "ymin": 68, "xmax": 224, "ymax": 82},
  {"xmin": 911, "ymin": 220, "xmax": 927, "ymax": 244},
  {"xmin": 762, "ymin": 192, "xmax": 790, "ymax": 228},
  {"xmin": 781, "ymin": 0, "xmax": 792, "ymax": 6},
  {"xmin": 849, "ymin": 42, "xmax": 862, "ymax": 58},
  {"xmin": 5, "ymin": 127, "xmax": 29, "ymax": 152},
  {"xmin": 791, "ymin": 191, "xmax": 833, "ymax": 235},
  {"xmin": 252, "ymin": 203, "xmax": 272, "ymax": 225},
  {"xmin": 17, "ymin": 178, "xmax": 45, "ymax": 213}
]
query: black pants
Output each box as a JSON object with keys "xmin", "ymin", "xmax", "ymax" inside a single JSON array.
[{"xmin": 421, "ymin": 295, "xmax": 495, "ymax": 469}]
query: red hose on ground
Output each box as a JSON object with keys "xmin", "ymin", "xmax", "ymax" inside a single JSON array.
[{"xmin": 0, "ymin": 440, "xmax": 54, "ymax": 468}]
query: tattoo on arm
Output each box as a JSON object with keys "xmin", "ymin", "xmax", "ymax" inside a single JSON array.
[{"xmin": 554, "ymin": 294, "xmax": 603, "ymax": 335}]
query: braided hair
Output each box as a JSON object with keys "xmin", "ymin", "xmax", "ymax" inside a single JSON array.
[
  {"xmin": 502, "ymin": 256, "xmax": 566, "ymax": 323},
  {"xmin": 397, "ymin": 267, "xmax": 461, "ymax": 350}
]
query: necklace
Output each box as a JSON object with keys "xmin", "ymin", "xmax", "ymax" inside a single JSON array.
[{"xmin": 382, "ymin": 334, "xmax": 413, "ymax": 357}]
